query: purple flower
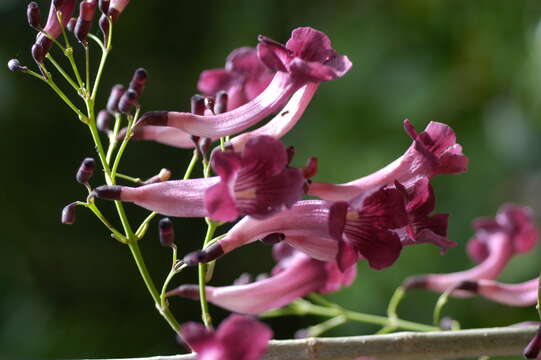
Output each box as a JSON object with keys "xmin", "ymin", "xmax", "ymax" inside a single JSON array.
[
  {"xmin": 524, "ymin": 325, "xmax": 541, "ymax": 359},
  {"xmin": 453, "ymin": 277, "xmax": 538, "ymax": 307},
  {"xmin": 394, "ymin": 178, "xmax": 456, "ymax": 251},
  {"xmin": 170, "ymin": 243, "xmax": 356, "ymax": 314},
  {"xmin": 35, "ymin": 0, "xmax": 77, "ymax": 54},
  {"xmin": 403, "ymin": 204, "xmax": 538, "ymax": 295},
  {"xmin": 205, "ymin": 136, "xmax": 312, "ymax": 222},
  {"xmin": 179, "ymin": 314, "xmax": 272, "ymax": 360},
  {"xmin": 92, "ymin": 136, "xmax": 313, "ymax": 222},
  {"xmin": 135, "ymin": 27, "xmax": 352, "ymax": 138},
  {"xmin": 198, "ymin": 47, "xmax": 275, "ymax": 110},
  {"xmin": 308, "ymin": 120, "xmax": 468, "ymax": 201},
  {"xmin": 329, "ymin": 187, "xmax": 409, "ymax": 271}
]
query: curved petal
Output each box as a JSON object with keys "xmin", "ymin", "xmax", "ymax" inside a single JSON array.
[{"xmin": 205, "ymin": 181, "xmax": 239, "ymax": 222}]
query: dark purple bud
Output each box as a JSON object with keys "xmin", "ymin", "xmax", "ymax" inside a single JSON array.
[
  {"xmin": 142, "ymin": 168, "xmax": 172, "ymax": 185},
  {"xmin": 214, "ymin": 90, "xmax": 228, "ymax": 114},
  {"xmin": 159, "ymin": 218, "xmax": 175, "ymax": 248},
  {"xmin": 261, "ymin": 232, "xmax": 285, "ymax": 245},
  {"xmin": 455, "ymin": 280, "xmax": 479, "ymax": 293},
  {"xmin": 98, "ymin": 14, "xmax": 109, "ymax": 42},
  {"xmin": 524, "ymin": 325, "xmax": 541, "ymax": 359},
  {"xmin": 76, "ymin": 157, "xmax": 96, "ymax": 184},
  {"xmin": 196, "ymin": 137, "xmax": 212, "ymax": 160},
  {"xmin": 92, "ymin": 185, "xmax": 122, "ymax": 200},
  {"xmin": 31, "ymin": 43, "xmax": 45, "ymax": 63},
  {"xmin": 75, "ymin": 0, "xmax": 97, "ymax": 43},
  {"xmin": 27, "ymin": 2, "xmax": 41, "ymax": 29},
  {"xmin": 118, "ymin": 89, "xmax": 138, "ymax": 114},
  {"xmin": 66, "ymin": 17, "xmax": 77, "ymax": 32},
  {"xmin": 96, "ymin": 110, "xmax": 111, "ymax": 132},
  {"xmin": 191, "ymin": 94, "xmax": 205, "ymax": 115},
  {"xmin": 7, "ymin": 59, "xmax": 28, "ymax": 73},
  {"xmin": 61, "ymin": 202, "xmax": 77, "ymax": 224},
  {"xmin": 183, "ymin": 242, "xmax": 224, "ymax": 266},
  {"xmin": 108, "ymin": 0, "xmax": 130, "ymax": 23},
  {"xmin": 106, "ymin": 84, "xmax": 125, "ymax": 114},
  {"xmin": 99, "ymin": 0, "xmax": 110, "ymax": 13},
  {"xmin": 128, "ymin": 68, "xmax": 147, "ymax": 96}
]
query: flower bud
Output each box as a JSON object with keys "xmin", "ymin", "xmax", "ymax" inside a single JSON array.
[
  {"xmin": 118, "ymin": 89, "xmax": 138, "ymax": 114},
  {"xmin": 98, "ymin": 14, "xmax": 109, "ymax": 42},
  {"xmin": 158, "ymin": 218, "xmax": 175, "ymax": 248},
  {"xmin": 106, "ymin": 84, "xmax": 125, "ymax": 114},
  {"xmin": 99, "ymin": 0, "xmax": 109, "ymax": 13},
  {"xmin": 214, "ymin": 90, "xmax": 228, "ymax": 114},
  {"xmin": 96, "ymin": 110, "xmax": 111, "ymax": 132},
  {"xmin": 27, "ymin": 2, "xmax": 41, "ymax": 29},
  {"xmin": 31, "ymin": 43, "xmax": 45, "ymax": 63},
  {"xmin": 66, "ymin": 17, "xmax": 77, "ymax": 32},
  {"xmin": 61, "ymin": 202, "xmax": 77, "ymax": 224},
  {"xmin": 7, "ymin": 59, "xmax": 28, "ymax": 73},
  {"xmin": 191, "ymin": 94, "xmax": 206, "ymax": 115},
  {"xmin": 128, "ymin": 68, "xmax": 147, "ymax": 97},
  {"xmin": 108, "ymin": 0, "xmax": 130, "ymax": 23},
  {"xmin": 261, "ymin": 232, "xmax": 285, "ymax": 245},
  {"xmin": 75, "ymin": 0, "xmax": 97, "ymax": 43},
  {"xmin": 76, "ymin": 157, "xmax": 96, "ymax": 184}
]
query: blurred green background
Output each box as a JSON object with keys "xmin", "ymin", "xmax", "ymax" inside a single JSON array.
[{"xmin": 1, "ymin": 1, "xmax": 541, "ymax": 359}]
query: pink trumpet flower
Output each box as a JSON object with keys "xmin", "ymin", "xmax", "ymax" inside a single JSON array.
[
  {"xmin": 135, "ymin": 27, "xmax": 352, "ymax": 138},
  {"xmin": 92, "ymin": 136, "xmax": 312, "ymax": 222},
  {"xmin": 170, "ymin": 243, "xmax": 356, "ymax": 314},
  {"xmin": 35, "ymin": 0, "xmax": 77, "ymax": 54},
  {"xmin": 308, "ymin": 120, "xmax": 468, "ymax": 202},
  {"xmin": 198, "ymin": 47, "xmax": 275, "ymax": 110},
  {"xmin": 403, "ymin": 204, "xmax": 538, "ymax": 295},
  {"xmin": 179, "ymin": 314, "xmax": 272, "ymax": 360},
  {"xmin": 454, "ymin": 277, "xmax": 539, "ymax": 307}
]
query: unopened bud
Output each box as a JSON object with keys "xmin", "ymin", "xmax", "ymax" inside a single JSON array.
[
  {"xmin": 191, "ymin": 94, "xmax": 205, "ymax": 115},
  {"xmin": 96, "ymin": 110, "xmax": 111, "ymax": 132},
  {"xmin": 214, "ymin": 90, "xmax": 228, "ymax": 114},
  {"xmin": 31, "ymin": 43, "xmax": 45, "ymax": 63},
  {"xmin": 7, "ymin": 59, "xmax": 28, "ymax": 73},
  {"xmin": 106, "ymin": 84, "xmax": 125, "ymax": 114},
  {"xmin": 98, "ymin": 14, "xmax": 109, "ymax": 42},
  {"xmin": 118, "ymin": 89, "xmax": 138, "ymax": 114},
  {"xmin": 91, "ymin": 185, "xmax": 122, "ymax": 200},
  {"xmin": 75, "ymin": 0, "xmax": 97, "ymax": 43},
  {"xmin": 128, "ymin": 68, "xmax": 147, "ymax": 96},
  {"xmin": 197, "ymin": 137, "xmax": 212, "ymax": 160},
  {"xmin": 99, "ymin": 0, "xmax": 110, "ymax": 13},
  {"xmin": 27, "ymin": 2, "xmax": 41, "ymax": 29},
  {"xmin": 524, "ymin": 325, "xmax": 541, "ymax": 359},
  {"xmin": 183, "ymin": 242, "xmax": 224, "ymax": 266},
  {"xmin": 61, "ymin": 202, "xmax": 77, "ymax": 224},
  {"xmin": 76, "ymin": 157, "xmax": 96, "ymax": 184},
  {"xmin": 158, "ymin": 218, "xmax": 175, "ymax": 248},
  {"xmin": 108, "ymin": 0, "xmax": 130, "ymax": 23},
  {"xmin": 66, "ymin": 17, "xmax": 77, "ymax": 32},
  {"xmin": 142, "ymin": 168, "xmax": 172, "ymax": 185}
]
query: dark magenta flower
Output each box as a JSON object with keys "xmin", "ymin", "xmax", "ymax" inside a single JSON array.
[
  {"xmin": 394, "ymin": 177, "xmax": 455, "ymax": 251},
  {"xmin": 179, "ymin": 314, "xmax": 272, "ymax": 360},
  {"xmin": 35, "ymin": 0, "xmax": 77, "ymax": 54},
  {"xmin": 198, "ymin": 47, "xmax": 275, "ymax": 110},
  {"xmin": 205, "ymin": 136, "xmax": 312, "ymax": 222},
  {"xmin": 329, "ymin": 187, "xmax": 409, "ymax": 271},
  {"xmin": 308, "ymin": 120, "xmax": 468, "ymax": 201},
  {"xmin": 135, "ymin": 27, "xmax": 352, "ymax": 138},
  {"xmin": 92, "ymin": 136, "xmax": 312, "ymax": 222},
  {"xmin": 171, "ymin": 243, "xmax": 356, "ymax": 314},
  {"xmin": 403, "ymin": 204, "xmax": 538, "ymax": 295}
]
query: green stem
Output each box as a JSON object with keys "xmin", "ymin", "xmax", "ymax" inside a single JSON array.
[
  {"xmin": 116, "ymin": 173, "xmax": 142, "ymax": 184},
  {"xmin": 135, "ymin": 212, "xmax": 157, "ymax": 239},
  {"xmin": 297, "ymin": 300, "xmax": 438, "ymax": 332},
  {"xmin": 184, "ymin": 150, "xmax": 199, "ymax": 180},
  {"xmin": 91, "ymin": 20, "xmax": 112, "ymax": 101},
  {"xmin": 198, "ymin": 221, "xmax": 217, "ymax": 327},
  {"xmin": 111, "ymin": 109, "xmax": 139, "ymax": 181},
  {"xmin": 88, "ymin": 33, "xmax": 105, "ymax": 51},
  {"xmin": 306, "ymin": 315, "xmax": 347, "ymax": 337},
  {"xmin": 46, "ymin": 75, "xmax": 86, "ymax": 120},
  {"xmin": 65, "ymin": 47, "xmax": 84, "ymax": 89},
  {"xmin": 128, "ymin": 240, "xmax": 180, "ymax": 332},
  {"xmin": 85, "ymin": 44, "xmax": 90, "ymax": 94},
  {"xmin": 85, "ymin": 201, "xmax": 126, "ymax": 242},
  {"xmin": 106, "ymin": 114, "xmax": 122, "ymax": 163},
  {"xmin": 45, "ymin": 54, "xmax": 80, "ymax": 92}
]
